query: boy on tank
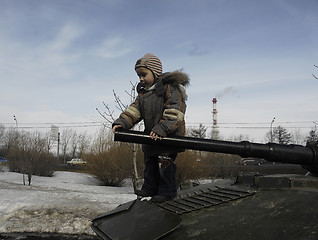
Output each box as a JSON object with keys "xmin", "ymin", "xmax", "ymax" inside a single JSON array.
[{"xmin": 113, "ymin": 53, "xmax": 189, "ymax": 203}]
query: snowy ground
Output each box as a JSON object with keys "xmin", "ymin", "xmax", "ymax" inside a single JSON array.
[{"xmin": 0, "ymin": 168, "xmax": 136, "ymax": 237}]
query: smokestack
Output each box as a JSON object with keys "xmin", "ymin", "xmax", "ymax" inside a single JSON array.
[{"xmin": 212, "ymin": 98, "xmax": 219, "ymax": 139}]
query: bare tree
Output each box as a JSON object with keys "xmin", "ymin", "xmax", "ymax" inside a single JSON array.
[
  {"xmin": 0, "ymin": 124, "xmax": 6, "ymax": 156},
  {"xmin": 96, "ymin": 82, "xmax": 143, "ymax": 190},
  {"xmin": 0, "ymin": 124, "xmax": 5, "ymax": 144},
  {"xmin": 4, "ymin": 129, "xmax": 19, "ymax": 159},
  {"xmin": 96, "ymin": 83, "xmax": 135, "ymax": 128},
  {"xmin": 43, "ymin": 132, "xmax": 55, "ymax": 154},
  {"xmin": 291, "ymin": 129, "xmax": 305, "ymax": 145},
  {"xmin": 60, "ymin": 128, "xmax": 74, "ymax": 164},
  {"xmin": 78, "ymin": 133, "xmax": 90, "ymax": 158},
  {"xmin": 70, "ymin": 131, "xmax": 78, "ymax": 158},
  {"xmin": 24, "ymin": 132, "xmax": 48, "ymax": 185},
  {"xmin": 7, "ymin": 131, "xmax": 54, "ymax": 185}
]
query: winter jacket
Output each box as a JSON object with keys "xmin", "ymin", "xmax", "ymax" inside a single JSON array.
[{"xmin": 113, "ymin": 70, "xmax": 189, "ymax": 153}]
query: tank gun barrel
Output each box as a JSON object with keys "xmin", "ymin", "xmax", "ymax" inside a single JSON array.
[{"xmin": 114, "ymin": 130, "xmax": 318, "ymax": 174}]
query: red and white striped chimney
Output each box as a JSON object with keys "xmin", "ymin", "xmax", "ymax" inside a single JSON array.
[
  {"xmin": 212, "ymin": 98, "xmax": 217, "ymax": 126},
  {"xmin": 212, "ymin": 98, "xmax": 219, "ymax": 139}
]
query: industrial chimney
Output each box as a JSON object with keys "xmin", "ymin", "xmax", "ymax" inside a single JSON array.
[{"xmin": 211, "ymin": 98, "xmax": 219, "ymax": 139}]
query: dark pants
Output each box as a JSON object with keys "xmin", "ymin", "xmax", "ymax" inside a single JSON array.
[{"xmin": 141, "ymin": 152, "xmax": 177, "ymax": 197}]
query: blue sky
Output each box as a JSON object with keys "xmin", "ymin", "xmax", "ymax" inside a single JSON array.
[{"xmin": 0, "ymin": 0, "xmax": 317, "ymax": 142}]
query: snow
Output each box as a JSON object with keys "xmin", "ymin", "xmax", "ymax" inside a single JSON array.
[{"xmin": 0, "ymin": 168, "xmax": 136, "ymax": 236}]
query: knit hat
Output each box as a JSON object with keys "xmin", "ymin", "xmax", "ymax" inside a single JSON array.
[{"xmin": 135, "ymin": 53, "xmax": 162, "ymax": 78}]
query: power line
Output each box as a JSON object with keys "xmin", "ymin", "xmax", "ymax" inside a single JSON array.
[
  {"xmin": 215, "ymin": 126, "xmax": 313, "ymax": 129},
  {"xmin": 187, "ymin": 120, "xmax": 317, "ymax": 125},
  {"xmin": 1, "ymin": 121, "xmax": 100, "ymax": 125},
  {"xmin": 0, "ymin": 122, "xmax": 103, "ymax": 130},
  {"xmin": 1, "ymin": 120, "xmax": 316, "ymax": 131},
  {"xmin": 2, "ymin": 120, "xmax": 317, "ymax": 125},
  {"xmin": 1, "ymin": 120, "xmax": 317, "ymax": 126}
]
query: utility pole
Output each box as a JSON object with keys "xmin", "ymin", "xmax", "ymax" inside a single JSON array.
[
  {"xmin": 57, "ymin": 132, "xmax": 60, "ymax": 165},
  {"xmin": 13, "ymin": 115, "xmax": 18, "ymax": 128},
  {"xmin": 270, "ymin": 117, "xmax": 275, "ymax": 142}
]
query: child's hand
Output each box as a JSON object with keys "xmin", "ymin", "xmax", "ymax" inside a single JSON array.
[
  {"xmin": 112, "ymin": 125, "xmax": 122, "ymax": 133},
  {"xmin": 150, "ymin": 131, "xmax": 162, "ymax": 141}
]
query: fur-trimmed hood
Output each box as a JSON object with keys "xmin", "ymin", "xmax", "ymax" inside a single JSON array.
[
  {"xmin": 161, "ymin": 70, "xmax": 189, "ymax": 101},
  {"xmin": 161, "ymin": 70, "xmax": 190, "ymax": 87},
  {"xmin": 137, "ymin": 70, "xmax": 190, "ymax": 100}
]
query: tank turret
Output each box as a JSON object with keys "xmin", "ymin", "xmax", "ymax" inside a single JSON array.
[
  {"xmin": 114, "ymin": 129, "xmax": 318, "ymax": 175},
  {"xmin": 91, "ymin": 130, "xmax": 318, "ymax": 240}
]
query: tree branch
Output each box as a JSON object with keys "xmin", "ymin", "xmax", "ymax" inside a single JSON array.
[
  {"xmin": 113, "ymin": 90, "xmax": 127, "ymax": 112},
  {"xmin": 313, "ymin": 65, "xmax": 318, "ymax": 80},
  {"xmin": 96, "ymin": 81, "xmax": 138, "ymax": 128},
  {"xmin": 96, "ymin": 102, "xmax": 117, "ymax": 128}
]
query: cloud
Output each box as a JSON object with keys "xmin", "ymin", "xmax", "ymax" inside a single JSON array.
[
  {"xmin": 49, "ymin": 23, "xmax": 83, "ymax": 51},
  {"xmin": 0, "ymin": 22, "xmax": 85, "ymax": 87},
  {"xmin": 95, "ymin": 37, "xmax": 136, "ymax": 59}
]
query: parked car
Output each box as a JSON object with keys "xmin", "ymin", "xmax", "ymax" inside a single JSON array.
[
  {"xmin": 238, "ymin": 158, "xmax": 266, "ymax": 166},
  {"xmin": 66, "ymin": 158, "xmax": 86, "ymax": 166},
  {"xmin": 0, "ymin": 157, "xmax": 7, "ymax": 162}
]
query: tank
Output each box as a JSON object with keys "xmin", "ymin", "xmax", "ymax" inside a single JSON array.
[{"xmin": 91, "ymin": 130, "xmax": 318, "ymax": 240}]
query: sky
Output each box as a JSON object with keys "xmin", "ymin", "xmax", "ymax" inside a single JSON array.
[{"xmin": 0, "ymin": 0, "xmax": 318, "ymax": 142}]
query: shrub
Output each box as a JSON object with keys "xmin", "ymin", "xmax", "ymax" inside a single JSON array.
[
  {"xmin": 175, "ymin": 150, "xmax": 205, "ymax": 187},
  {"xmin": 85, "ymin": 141, "xmax": 139, "ymax": 186},
  {"xmin": 200, "ymin": 152, "xmax": 240, "ymax": 179},
  {"xmin": 6, "ymin": 130, "xmax": 56, "ymax": 185}
]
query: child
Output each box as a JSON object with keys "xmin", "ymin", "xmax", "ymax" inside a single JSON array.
[{"xmin": 112, "ymin": 53, "xmax": 189, "ymax": 203}]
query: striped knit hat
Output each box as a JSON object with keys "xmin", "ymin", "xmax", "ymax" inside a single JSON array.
[{"xmin": 135, "ymin": 53, "xmax": 162, "ymax": 78}]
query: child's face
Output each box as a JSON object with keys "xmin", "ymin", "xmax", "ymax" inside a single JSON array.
[{"xmin": 136, "ymin": 67, "xmax": 155, "ymax": 88}]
